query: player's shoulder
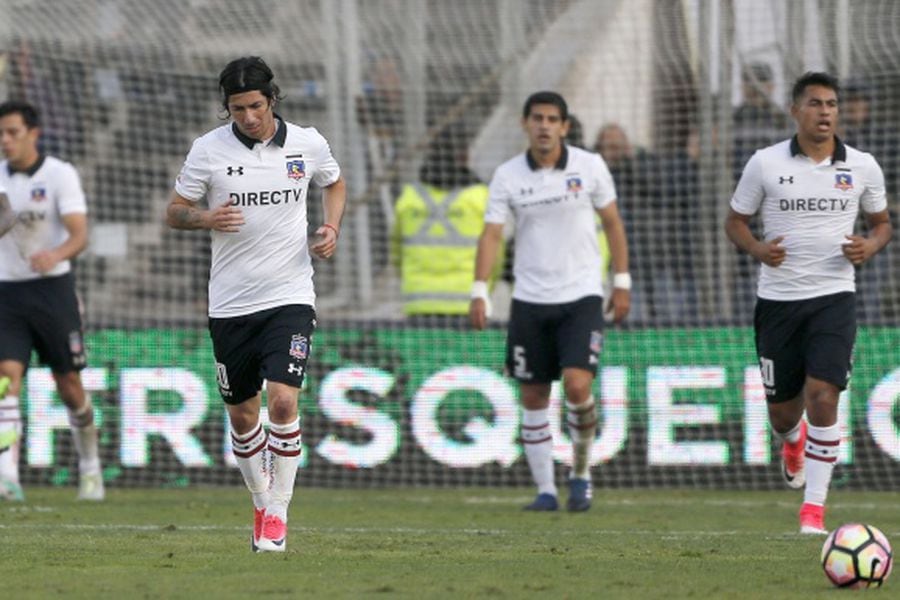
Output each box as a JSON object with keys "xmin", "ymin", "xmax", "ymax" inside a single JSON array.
[
  {"xmin": 840, "ymin": 141, "xmax": 881, "ymax": 169},
  {"xmin": 41, "ymin": 155, "xmax": 78, "ymax": 173},
  {"xmin": 493, "ymin": 152, "xmax": 530, "ymax": 179},
  {"xmin": 754, "ymin": 138, "xmax": 793, "ymax": 159},
  {"xmin": 283, "ymin": 121, "xmax": 328, "ymax": 147},
  {"xmin": 190, "ymin": 123, "xmax": 233, "ymax": 149},
  {"xmin": 566, "ymin": 145, "xmax": 608, "ymax": 171}
]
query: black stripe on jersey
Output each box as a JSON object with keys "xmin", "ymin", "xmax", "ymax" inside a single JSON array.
[{"xmin": 285, "ymin": 154, "xmax": 303, "ymax": 158}]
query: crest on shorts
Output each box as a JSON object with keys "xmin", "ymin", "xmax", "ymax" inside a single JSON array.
[
  {"xmin": 834, "ymin": 173, "xmax": 853, "ymax": 191},
  {"xmin": 566, "ymin": 177, "xmax": 583, "ymax": 193},
  {"xmin": 289, "ymin": 334, "xmax": 308, "ymax": 360},
  {"xmin": 286, "ymin": 160, "xmax": 306, "ymax": 180},
  {"xmin": 31, "ymin": 186, "xmax": 47, "ymax": 202}
]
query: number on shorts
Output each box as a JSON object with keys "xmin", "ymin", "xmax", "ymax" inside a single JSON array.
[
  {"xmin": 759, "ymin": 357, "xmax": 775, "ymax": 387},
  {"xmin": 513, "ymin": 345, "xmax": 532, "ymax": 379}
]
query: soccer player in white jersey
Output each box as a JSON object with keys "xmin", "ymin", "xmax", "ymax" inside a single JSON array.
[
  {"xmin": 470, "ymin": 91, "xmax": 631, "ymax": 512},
  {"xmin": 725, "ymin": 72, "xmax": 892, "ymax": 534},
  {"xmin": 0, "ymin": 100, "xmax": 104, "ymax": 502},
  {"xmin": 167, "ymin": 57, "xmax": 346, "ymax": 552}
]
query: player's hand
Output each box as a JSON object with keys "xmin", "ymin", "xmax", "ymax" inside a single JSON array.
[
  {"xmin": 842, "ymin": 235, "xmax": 875, "ymax": 265},
  {"xmin": 754, "ymin": 236, "xmax": 786, "ymax": 267},
  {"xmin": 29, "ymin": 249, "xmax": 61, "ymax": 274},
  {"xmin": 469, "ymin": 298, "xmax": 490, "ymax": 330},
  {"xmin": 310, "ymin": 224, "xmax": 338, "ymax": 259},
  {"xmin": 206, "ymin": 205, "xmax": 244, "ymax": 233},
  {"xmin": 605, "ymin": 288, "xmax": 631, "ymax": 324}
]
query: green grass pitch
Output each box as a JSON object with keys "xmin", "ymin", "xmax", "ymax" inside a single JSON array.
[{"xmin": 2, "ymin": 487, "xmax": 897, "ymax": 598}]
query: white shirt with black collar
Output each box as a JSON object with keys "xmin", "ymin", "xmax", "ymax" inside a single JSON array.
[
  {"xmin": 731, "ymin": 136, "xmax": 887, "ymax": 301},
  {"xmin": 0, "ymin": 155, "xmax": 87, "ymax": 281},
  {"xmin": 175, "ymin": 117, "xmax": 341, "ymax": 317},
  {"xmin": 484, "ymin": 144, "xmax": 617, "ymax": 304}
]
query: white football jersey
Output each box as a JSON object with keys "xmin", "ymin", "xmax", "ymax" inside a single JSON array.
[
  {"xmin": 175, "ymin": 118, "xmax": 341, "ymax": 318},
  {"xmin": 485, "ymin": 145, "xmax": 617, "ymax": 304},
  {"xmin": 731, "ymin": 137, "xmax": 887, "ymax": 301},
  {"xmin": 0, "ymin": 156, "xmax": 87, "ymax": 281}
]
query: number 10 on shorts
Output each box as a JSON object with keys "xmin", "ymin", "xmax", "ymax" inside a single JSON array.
[{"xmin": 759, "ymin": 357, "xmax": 775, "ymax": 387}]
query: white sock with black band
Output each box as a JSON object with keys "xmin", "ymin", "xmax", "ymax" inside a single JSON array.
[
  {"xmin": 231, "ymin": 422, "xmax": 270, "ymax": 510},
  {"xmin": 267, "ymin": 418, "xmax": 303, "ymax": 521}
]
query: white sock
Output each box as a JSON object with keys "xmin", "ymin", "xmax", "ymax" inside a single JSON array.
[
  {"xmin": 804, "ymin": 423, "xmax": 840, "ymax": 506},
  {"xmin": 231, "ymin": 422, "xmax": 271, "ymax": 510},
  {"xmin": 267, "ymin": 418, "xmax": 302, "ymax": 521},
  {"xmin": 0, "ymin": 396, "xmax": 22, "ymax": 482},
  {"xmin": 68, "ymin": 401, "xmax": 101, "ymax": 476},
  {"xmin": 521, "ymin": 408, "xmax": 556, "ymax": 496},
  {"xmin": 772, "ymin": 419, "xmax": 803, "ymax": 445},
  {"xmin": 566, "ymin": 397, "xmax": 596, "ymax": 480}
]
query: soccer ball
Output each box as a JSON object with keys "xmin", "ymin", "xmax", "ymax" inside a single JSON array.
[{"xmin": 821, "ymin": 523, "xmax": 893, "ymax": 589}]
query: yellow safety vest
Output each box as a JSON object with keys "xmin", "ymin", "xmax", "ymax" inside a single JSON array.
[
  {"xmin": 596, "ymin": 214, "xmax": 611, "ymax": 277},
  {"xmin": 392, "ymin": 182, "xmax": 491, "ymax": 315}
]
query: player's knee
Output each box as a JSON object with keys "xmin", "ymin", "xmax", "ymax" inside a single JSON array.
[
  {"xmin": 562, "ymin": 375, "xmax": 593, "ymax": 403},
  {"xmin": 266, "ymin": 394, "xmax": 299, "ymax": 423},
  {"xmin": 53, "ymin": 371, "xmax": 85, "ymax": 406}
]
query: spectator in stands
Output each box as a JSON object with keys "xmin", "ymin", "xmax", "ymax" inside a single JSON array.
[
  {"xmin": 0, "ymin": 100, "xmax": 103, "ymax": 502},
  {"xmin": 564, "ymin": 113, "xmax": 585, "ymax": 148},
  {"xmin": 733, "ymin": 62, "xmax": 791, "ymax": 180},
  {"xmin": 839, "ymin": 78, "xmax": 900, "ymax": 321},
  {"xmin": 166, "ymin": 57, "xmax": 347, "ymax": 553},
  {"xmin": 391, "ymin": 129, "xmax": 498, "ymax": 320},
  {"xmin": 356, "ymin": 54, "xmax": 404, "ymax": 271},
  {"xmin": 470, "ymin": 91, "xmax": 630, "ymax": 513},
  {"xmin": 594, "ymin": 123, "xmax": 697, "ymax": 324},
  {"xmin": 725, "ymin": 71, "xmax": 892, "ymax": 535}
]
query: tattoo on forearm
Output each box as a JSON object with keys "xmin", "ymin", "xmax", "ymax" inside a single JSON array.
[{"xmin": 171, "ymin": 205, "xmax": 202, "ymax": 229}]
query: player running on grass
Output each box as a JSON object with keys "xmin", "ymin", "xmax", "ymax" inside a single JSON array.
[
  {"xmin": 725, "ymin": 71, "xmax": 892, "ymax": 534},
  {"xmin": 0, "ymin": 101, "xmax": 103, "ymax": 502},
  {"xmin": 469, "ymin": 91, "xmax": 630, "ymax": 512},
  {"xmin": 167, "ymin": 57, "xmax": 346, "ymax": 552}
]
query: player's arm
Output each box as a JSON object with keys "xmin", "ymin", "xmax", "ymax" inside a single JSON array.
[
  {"xmin": 842, "ymin": 209, "xmax": 892, "ymax": 265},
  {"xmin": 310, "ymin": 175, "xmax": 346, "ymax": 259},
  {"xmin": 29, "ymin": 212, "xmax": 88, "ymax": 274},
  {"xmin": 469, "ymin": 222, "xmax": 504, "ymax": 330},
  {"xmin": 597, "ymin": 201, "xmax": 630, "ymax": 323},
  {"xmin": 0, "ymin": 192, "xmax": 15, "ymax": 237},
  {"xmin": 724, "ymin": 208, "xmax": 786, "ymax": 267},
  {"xmin": 166, "ymin": 191, "xmax": 244, "ymax": 232}
]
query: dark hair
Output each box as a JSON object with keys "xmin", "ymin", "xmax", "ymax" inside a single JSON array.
[
  {"xmin": 522, "ymin": 91, "xmax": 568, "ymax": 121},
  {"xmin": 0, "ymin": 100, "xmax": 41, "ymax": 128},
  {"xmin": 418, "ymin": 128, "xmax": 481, "ymax": 188},
  {"xmin": 565, "ymin": 114, "xmax": 584, "ymax": 148},
  {"xmin": 218, "ymin": 56, "xmax": 282, "ymax": 112},
  {"xmin": 791, "ymin": 71, "xmax": 840, "ymax": 103}
]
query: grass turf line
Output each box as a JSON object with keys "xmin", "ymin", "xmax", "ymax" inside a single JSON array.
[{"xmin": 1, "ymin": 487, "xmax": 897, "ymax": 599}]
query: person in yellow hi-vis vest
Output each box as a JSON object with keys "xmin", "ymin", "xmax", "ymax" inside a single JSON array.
[{"xmin": 392, "ymin": 131, "xmax": 501, "ymax": 316}]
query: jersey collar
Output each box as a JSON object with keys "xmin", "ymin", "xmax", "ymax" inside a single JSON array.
[
  {"xmin": 231, "ymin": 115, "xmax": 287, "ymax": 150},
  {"xmin": 526, "ymin": 144, "xmax": 569, "ymax": 171},
  {"xmin": 789, "ymin": 134, "xmax": 847, "ymax": 164},
  {"xmin": 6, "ymin": 154, "xmax": 45, "ymax": 177}
]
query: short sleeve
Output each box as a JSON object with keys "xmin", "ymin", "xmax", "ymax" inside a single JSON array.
[
  {"xmin": 591, "ymin": 153, "xmax": 618, "ymax": 209},
  {"xmin": 174, "ymin": 138, "xmax": 212, "ymax": 201},
  {"xmin": 861, "ymin": 154, "xmax": 888, "ymax": 214},
  {"xmin": 310, "ymin": 128, "xmax": 341, "ymax": 187},
  {"xmin": 730, "ymin": 151, "xmax": 765, "ymax": 215},
  {"xmin": 484, "ymin": 168, "xmax": 511, "ymax": 224},
  {"xmin": 57, "ymin": 162, "xmax": 87, "ymax": 215}
]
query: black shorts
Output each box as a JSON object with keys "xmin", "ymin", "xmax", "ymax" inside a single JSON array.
[
  {"xmin": 209, "ymin": 304, "xmax": 316, "ymax": 405},
  {"xmin": 506, "ymin": 295, "xmax": 605, "ymax": 384},
  {"xmin": 754, "ymin": 292, "xmax": 856, "ymax": 403},
  {"xmin": 0, "ymin": 273, "xmax": 86, "ymax": 373}
]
